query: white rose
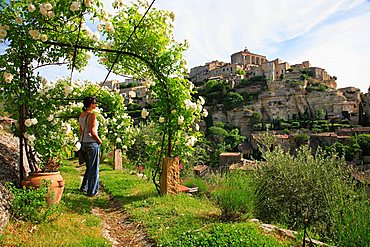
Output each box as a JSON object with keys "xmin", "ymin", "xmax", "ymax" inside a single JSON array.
[
  {"xmin": 27, "ymin": 134, "xmax": 36, "ymax": 142},
  {"xmin": 3, "ymin": 72, "xmax": 13, "ymax": 83},
  {"xmin": 116, "ymin": 137, "xmax": 122, "ymax": 143},
  {"xmin": 104, "ymin": 22, "xmax": 114, "ymax": 33},
  {"xmin": 64, "ymin": 85, "xmax": 72, "ymax": 96},
  {"xmin": 28, "ymin": 4, "xmax": 36, "ymax": 12},
  {"xmin": 63, "ymin": 123, "xmax": 72, "ymax": 135},
  {"xmin": 122, "ymin": 145, "xmax": 128, "ymax": 151},
  {"xmin": 15, "ymin": 17, "xmax": 23, "ymax": 24},
  {"xmin": 40, "ymin": 34, "xmax": 48, "ymax": 42},
  {"xmin": 198, "ymin": 96, "xmax": 205, "ymax": 106},
  {"xmin": 159, "ymin": 117, "xmax": 165, "ymax": 123},
  {"xmin": 128, "ymin": 91, "xmax": 136, "ymax": 98},
  {"xmin": 141, "ymin": 108, "xmax": 149, "ymax": 119},
  {"xmin": 184, "ymin": 99, "xmax": 191, "ymax": 108},
  {"xmin": 195, "ymin": 124, "xmax": 200, "ymax": 131},
  {"xmin": 29, "ymin": 29, "xmax": 40, "ymax": 39},
  {"xmin": 0, "ymin": 29, "xmax": 7, "ymax": 39},
  {"xmin": 185, "ymin": 136, "xmax": 196, "ymax": 147},
  {"xmin": 39, "ymin": 5, "xmax": 48, "ymax": 16},
  {"xmin": 24, "ymin": 119, "xmax": 32, "ymax": 127},
  {"xmin": 31, "ymin": 118, "xmax": 38, "ymax": 125},
  {"xmin": 70, "ymin": 2, "xmax": 81, "ymax": 12},
  {"xmin": 46, "ymin": 115, "xmax": 54, "ymax": 122},
  {"xmin": 203, "ymin": 108, "xmax": 208, "ymax": 117},
  {"xmin": 24, "ymin": 132, "xmax": 29, "ymax": 139},
  {"xmin": 171, "ymin": 110, "xmax": 176, "ymax": 114},
  {"xmin": 44, "ymin": 3, "xmax": 52, "ymax": 11},
  {"xmin": 47, "ymin": 11, "xmax": 55, "ymax": 18},
  {"xmin": 190, "ymin": 102, "xmax": 197, "ymax": 111},
  {"xmin": 189, "ymin": 82, "xmax": 194, "ymax": 91},
  {"xmin": 178, "ymin": 116, "xmax": 184, "ymax": 125}
]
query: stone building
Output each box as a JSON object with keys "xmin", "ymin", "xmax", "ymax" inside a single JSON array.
[
  {"xmin": 120, "ymin": 85, "xmax": 153, "ymax": 106},
  {"xmin": 189, "ymin": 60, "xmax": 226, "ymax": 82},
  {"xmin": 209, "ymin": 63, "xmax": 242, "ymax": 78},
  {"xmin": 230, "ymin": 48, "xmax": 268, "ymax": 68}
]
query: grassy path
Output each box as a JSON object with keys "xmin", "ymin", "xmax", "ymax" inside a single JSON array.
[{"xmin": 1, "ymin": 160, "xmax": 154, "ymax": 246}]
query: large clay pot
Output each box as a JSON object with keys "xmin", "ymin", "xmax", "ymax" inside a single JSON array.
[{"xmin": 22, "ymin": 172, "xmax": 64, "ymax": 206}]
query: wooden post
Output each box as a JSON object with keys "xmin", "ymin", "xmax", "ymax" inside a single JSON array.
[
  {"xmin": 160, "ymin": 157, "xmax": 180, "ymax": 195},
  {"xmin": 113, "ymin": 148, "xmax": 122, "ymax": 170}
]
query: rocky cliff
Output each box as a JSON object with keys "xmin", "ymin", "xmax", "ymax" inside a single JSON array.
[{"xmin": 206, "ymin": 81, "xmax": 360, "ymax": 136}]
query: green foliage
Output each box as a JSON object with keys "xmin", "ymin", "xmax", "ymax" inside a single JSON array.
[
  {"xmin": 240, "ymin": 76, "xmax": 267, "ymax": 86},
  {"xmin": 205, "ymin": 80, "xmax": 230, "ymax": 93},
  {"xmin": 254, "ymin": 142, "xmax": 369, "ymax": 244},
  {"xmin": 294, "ymin": 133, "xmax": 309, "ymax": 146},
  {"xmin": 241, "ymin": 92, "xmax": 259, "ymax": 103},
  {"xmin": 7, "ymin": 182, "xmax": 60, "ymax": 224},
  {"xmin": 306, "ymin": 83, "xmax": 329, "ymax": 92},
  {"xmin": 119, "ymin": 82, "xmax": 139, "ymax": 89},
  {"xmin": 353, "ymin": 134, "xmax": 370, "ymax": 156},
  {"xmin": 207, "ymin": 126, "xmax": 228, "ymax": 143},
  {"xmin": 291, "ymin": 122, "xmax": 300, "ymax": 128},
  {"xmin": 289, "ymin": 80, "xmax": 305, "ymax": 88},
  {"xmin": 250, "ymin": 111, "xmax": 262, "ymax": 126},
  {"xmin": 211, "ymin": 171, "xmax": 255, "ymax": 217},
  {"xmin": 223, "ymin": 92, "xmax": 244, "ymax": 110},
  {"xmin": 236, "ymin": 69, "xmax": 246, "ymax": 75},
  {"xmin": 172, "ymin": 222, "xmax": 288, "ymax": 247}
]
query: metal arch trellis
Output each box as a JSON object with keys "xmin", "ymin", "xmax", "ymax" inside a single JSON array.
[
  {"xmin": 64, "ymin": 0, "xmax": 157, "ymax": 96},
  {"xmin": 17, "ymin": 0, "xmax": 157, "ymax": 178}
]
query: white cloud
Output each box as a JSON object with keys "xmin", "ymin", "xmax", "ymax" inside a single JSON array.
[{"xmin": 155, "ymin": 0, "xmax": 370, "ymax": 91}]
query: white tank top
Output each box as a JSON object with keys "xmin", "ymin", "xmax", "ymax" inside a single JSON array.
[{"xmin": 79, "ymin": 113, "xmax": 99, "ymax": 143}]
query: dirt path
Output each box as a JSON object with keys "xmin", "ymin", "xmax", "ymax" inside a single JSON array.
[
  {"xmin": 91, "ymin": 198, "xmax": 156, "ymax": 247},
  {"xmin": 77, "ymin": 166, "xmax": 156, "ymax": 247}
]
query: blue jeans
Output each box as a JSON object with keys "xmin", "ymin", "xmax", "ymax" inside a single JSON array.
[{"xmin": 80, "ymin": 142, "xmax": 99, "ymax": 196}]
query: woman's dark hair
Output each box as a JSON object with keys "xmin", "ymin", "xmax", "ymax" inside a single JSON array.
[{"xmin": 82, "ymin": 97, "xmax": 97, "ymax": 111}]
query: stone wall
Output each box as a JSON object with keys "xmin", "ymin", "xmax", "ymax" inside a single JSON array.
[{"xmin": 0, "ymin": 132, "xmax": 20, "ymax": 232}]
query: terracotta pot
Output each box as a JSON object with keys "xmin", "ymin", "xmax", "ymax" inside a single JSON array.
[{"xmin": 22, "ymin": 171, "xmax": 64, "ymax": 206}]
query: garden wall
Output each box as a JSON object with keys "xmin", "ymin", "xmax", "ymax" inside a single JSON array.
[{"xmin": 0, "ymin": 132, "xmax": 20, "ymax": 232}]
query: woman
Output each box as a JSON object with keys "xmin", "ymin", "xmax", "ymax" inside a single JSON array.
[{"xmin": 79, "ymin": 97, "xmax": 102, "ymax": 197}]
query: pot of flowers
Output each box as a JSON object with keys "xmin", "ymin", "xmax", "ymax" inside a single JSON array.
[{"xmin": 22, "ymin": 157, "xmax": 64, "ymax": 206}]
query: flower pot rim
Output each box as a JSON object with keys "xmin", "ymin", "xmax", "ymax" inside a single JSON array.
[{"xmin": 28, "ymin": 171, "xmax": 61, "ymax": 175}]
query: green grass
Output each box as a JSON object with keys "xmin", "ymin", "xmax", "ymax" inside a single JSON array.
[
  {"xmin": 1, "ymin": 159, "xmax": 110, "ymax": 246},
  {"xmin": 100, "ymin": 165, "xmax": 296, "ymax": 246},
  {"xmin": 1, "ymin": 159, "xmax": 297, "ymax": 246}
]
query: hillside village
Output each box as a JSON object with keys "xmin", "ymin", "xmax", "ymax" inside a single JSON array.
[{"xmin": 101, "ymin": 48, "xmax": 370, "ymax": 174}]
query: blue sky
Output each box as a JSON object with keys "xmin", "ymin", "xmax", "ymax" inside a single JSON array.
[{"xmin": 3, "ymin": 0, "xmax": 370, "ymax": 92}]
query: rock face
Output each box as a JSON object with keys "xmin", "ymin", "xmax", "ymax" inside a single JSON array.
[
  {"xmin": 0, "ymin": 132, "xmax": 20, "ymax": 232},
  {"xmin": 207, "ymin": 84, "xmax": 361, "ymax": 136}
]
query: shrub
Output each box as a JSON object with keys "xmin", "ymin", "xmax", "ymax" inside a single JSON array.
[
  {"xmin": 211, "ymin": 171, "xmax": 255, "ymax": 218},
  {"xmin": 294, "ymin": 133, "xmax": 309, "ymax": 146},
  {"xmin": 7, "ymin": 181, "xmax": 60, "ymax": 224},
  {"xmin": 223, "ymin": 92, "xmax": 244, "ymax": 110},
  {"xmin": 254, "ymin": 141, "xmax": 369, "ymax": 244},
  {"xmin": 291, "ymin": 122, "xmax": 300, "ymax": 128}
]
